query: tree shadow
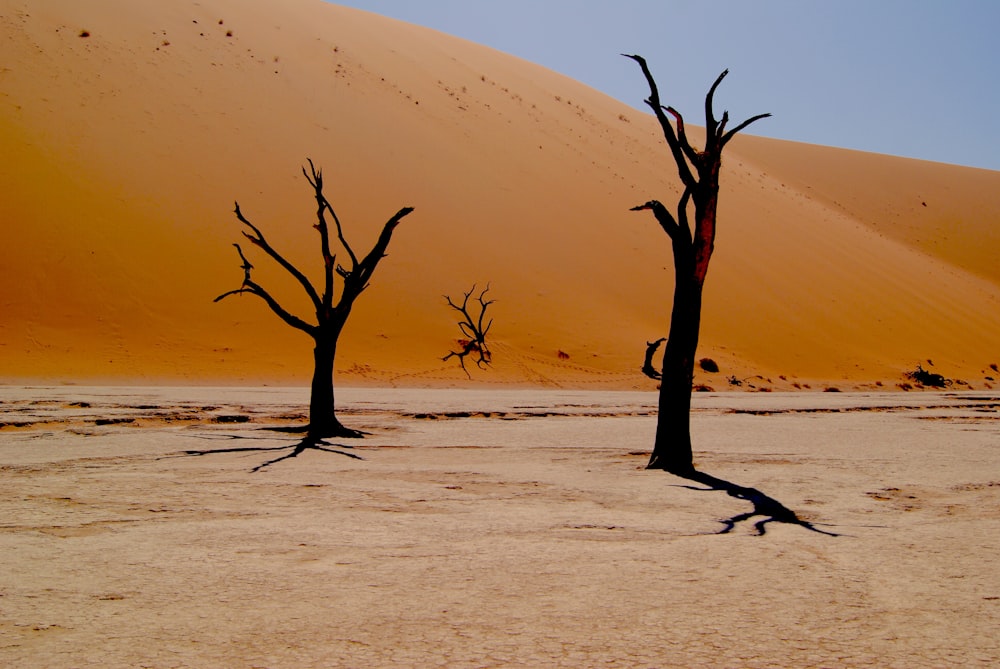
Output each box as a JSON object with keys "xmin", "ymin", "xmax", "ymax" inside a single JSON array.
[
  {"xmin": 669, "ymin": 469, "xmax": 840, "ymax": 537},
  {"xmin": 179, "ymin": 432, "xmax": 364, "ymax": 473}
]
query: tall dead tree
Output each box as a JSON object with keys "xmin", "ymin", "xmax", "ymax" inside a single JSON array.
[
  {"xmin": 216, "ymin": 160, "xmax": 413, "ymax": 439},
  {"xmin": 624, "ymin": 55, "xmax": 770, "ymax": 473}
]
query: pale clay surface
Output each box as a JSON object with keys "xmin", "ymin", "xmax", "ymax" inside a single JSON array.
[{"xmin": 1, "ymin": 387, "xmax": 998, "ymax": 668}]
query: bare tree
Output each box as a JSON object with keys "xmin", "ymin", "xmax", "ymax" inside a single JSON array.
[
  {"xmin": 442, "ymin": 283, "xmax": 494, "ymax": 378},
  {"xmin": 216, "ymin": 159, "xmax": 413, "ymax": 439},
  {"xmin": 624, "ymin": 55, "xmax": 770, "ymax": 473}
]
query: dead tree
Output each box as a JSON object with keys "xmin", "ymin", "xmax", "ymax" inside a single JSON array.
[
  {"xmin": 642, "ymin": 338, "xmax": 667, "ymax": 380},
  {"xmin": 443, "ymin": 283, "xmax": 494, "ymax": 378},
  {"xmin": 216, "ymin": 159, "xmax": 413, "ymax": 439},
  {"xmin": 624, "ymin": 55, "xmax": 770, "ymax": 473}
]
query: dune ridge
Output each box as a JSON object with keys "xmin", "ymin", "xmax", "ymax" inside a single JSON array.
[{"xmin": 2, "ymin": 0, "xmax": 999, "ymax": 389}]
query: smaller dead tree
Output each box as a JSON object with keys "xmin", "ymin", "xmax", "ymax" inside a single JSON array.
[
  {"xmin": 443, "ymin": 283, "xmax": 494, "ymax": 377},
  {"xmin": 642, "ymin": 338, "xmax": 667, "ymax": 380}
]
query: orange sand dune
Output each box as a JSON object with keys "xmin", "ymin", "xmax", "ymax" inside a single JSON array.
[{"xmin": 2, "ymin": 0, "xmax": 999, "ymax": 389}]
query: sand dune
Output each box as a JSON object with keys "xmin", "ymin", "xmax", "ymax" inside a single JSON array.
[{"xmin": 2, "ymin": 0, "xmax": 999, "ymax": 389}]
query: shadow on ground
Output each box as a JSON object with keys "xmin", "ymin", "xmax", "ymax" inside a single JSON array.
[
  {"xmin": 671, "ymin": 469, "xmax": 840, "ymax": 536},
  {"xmin": 179, "ymin": 430, "xmax": 363, "ymax": 472}
]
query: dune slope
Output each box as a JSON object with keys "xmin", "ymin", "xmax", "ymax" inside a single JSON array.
[{"xmin": 2, "ymin": 0, "xmax": 999, "ymax": 388}]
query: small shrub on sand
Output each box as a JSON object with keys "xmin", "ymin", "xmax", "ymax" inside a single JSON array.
[
  {"xmin": 698, "ymin": 357, "xmax": 719, "ymax": 373},
  {"xmin": 904, "ymin": 364, "xmax": 949, "ymax": 388},
  {"xmin": 693, "ymin": 384, "xmax": 714, "ymax": 392},
  {"xmin": 823, "ymin": 386, "xmax": 841, "ymax": 392}
]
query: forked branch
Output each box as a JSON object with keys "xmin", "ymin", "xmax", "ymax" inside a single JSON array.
[
  {"xmin": 214, "ymin": 243, "xmax": 317, "ymax": 335},
  {"xmin": 232, "ymin": 202, "xmax": 322, "ymax": 311},
  {"xmin": 630, "ymin": 188, "xmax": 692, "ymax": 243}
]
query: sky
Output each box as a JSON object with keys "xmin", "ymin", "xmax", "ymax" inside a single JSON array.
[{"xmin": 331, "ymin": 0, "xmax": 1000, "ymax": 172}]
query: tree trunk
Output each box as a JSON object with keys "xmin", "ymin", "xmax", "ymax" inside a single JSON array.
[
  {"xmin": 648, "ymin": 265, "xmax": 703, "ymax": 473},
  {"xmin": 307, "ymin": 333, "xmax": 349, "ymax": 439}
]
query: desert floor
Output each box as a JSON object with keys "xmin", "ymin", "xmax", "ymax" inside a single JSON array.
[{"xmin": 1, "ymin": 386, "xmax": 998, "ymax": 668}]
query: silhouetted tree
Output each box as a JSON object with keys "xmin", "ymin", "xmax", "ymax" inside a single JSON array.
[
  {"xmin": 216, "ymin": 159, "xmax": 413, "ymax": 439},
  {"xmin": 443, "ymin": 283, "xmax": 494, "ymax": 377},
  {"xmin": 624, "ymin": 55, "xmax": 770, "ymax": 473}
]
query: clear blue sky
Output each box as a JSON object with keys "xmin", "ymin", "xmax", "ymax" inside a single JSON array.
[{"xmin": 331, "ymin": 0, "xmax": 1000, "ymax": 171}]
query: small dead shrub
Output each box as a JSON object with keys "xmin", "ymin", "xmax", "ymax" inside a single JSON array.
[
  {"xmin": 904, "ymin": 364, "xmax": 949, "ymax": 388},
  {"xmin": 698, "ymin": 357, "xmax": 719, "ymax": 373}
]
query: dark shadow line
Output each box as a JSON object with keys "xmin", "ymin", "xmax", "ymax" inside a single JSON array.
[
  {"xmin": 170, "ymin": 435, "xmax": 364, "ymax": 472},
  {"xmin": 671, "ymin": 469, "xmax": 840, "ymax": 537}
]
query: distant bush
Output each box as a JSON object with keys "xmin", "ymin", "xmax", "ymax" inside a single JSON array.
[
  {"xmin": 693, "ymin": 384, "xmax": 714, "ymax": 392},
  {"xmin": 823, "ymin": 387, "xmax": 841, "ymax": 393},
  {"xmin": 698, "ymin": 358, "xmax": 719, "ymax": 373},
  {"xmin": 904, "ymin": 364, "xmax": 949, "ymax": 388}
]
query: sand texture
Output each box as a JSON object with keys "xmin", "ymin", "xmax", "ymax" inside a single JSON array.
[
  {"xmin": 1, "ymin": 386, "xmax": 999, "ymax": 667},
  {"xmin": 2, "ymin": 0, "xmax": 999, "ymax": 389}
]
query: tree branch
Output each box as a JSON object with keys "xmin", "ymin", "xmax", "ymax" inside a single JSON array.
[
  {"xmin": 704, "ymin": 69, "xmax": 728, "ymax": 144},
  {"xmin": 720, "ymin": 112, "xmax": 773, "ymax": 148},
  {"xmin": 344, "ymin": 206, "xmax": 414, "ymax": 298},
  {"xmin": 665, "ymin": 106, "xmax": 701, "ymax": 169},
  {"xmin": 214, "ymin": 245, "xmax": 316, "ymax": 336},
  {"xmin": 631, "ymin": 199, "xmax": 686, "ymax": 242},
  {"xmin": 302, "ymin": 159, "xmax": 339, "ymax": 312},
  {"xmin": 622, "ymin": 54, "xmax": 697, "ymax": 189},
  {"xmin": 303, "ymin": 159, "xmax": 359, "ymax": 270},
  {"xmin": 233, "ymin": 202, "xmax": 323, "ymax": 311}
]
